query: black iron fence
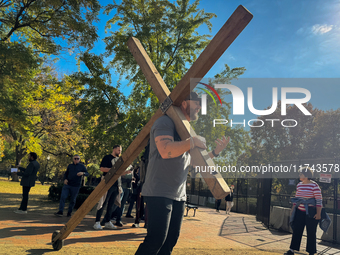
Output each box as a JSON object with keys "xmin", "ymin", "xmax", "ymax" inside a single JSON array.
[{"xmin": 186, "ymin": 158, "xmax": 340, "ymax": 243}]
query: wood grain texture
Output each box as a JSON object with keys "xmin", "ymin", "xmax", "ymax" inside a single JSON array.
[
  {"xmin": 170, "ymin": 5, "xmax": 253, "ymax": 106},
  {"xmin": 127, "ymin": 37, "xmax": 170, "ymax": 102}
]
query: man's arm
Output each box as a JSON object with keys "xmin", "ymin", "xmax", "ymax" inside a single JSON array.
[
  {"xmin": 208, "ymin": 136, "xmax": 230, "ymax": 158},
  {"xmin": 100, "ymin": 167, "xmax": 111, "ymax": 173},
  {"xmin": 82, "ymin": 165, "xmax": 89, "ymax": 176},
  {"xmin": 77, "ymin": 165, "xmax": 89, "ymax": 177},
  {"xmin": 18, "ymin": 166, "xmax": 26, "ymax": 172},
  {"xmin": 22, "ymin": 162, "xmax": 34, "ymax": 177},
  {"xmin": 100, "ymin": 155, "xmax": 112, "ymax": 173},
  {"xmin": 156, "ymin": 135, "xmax": 206, "ymax": 159},
  {"xmin": 64, "ymin": 166, "xmax": 70, "ymax": 185}
]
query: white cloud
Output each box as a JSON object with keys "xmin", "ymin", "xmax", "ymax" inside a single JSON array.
[
  {"xmin": 296, "ymin": 27, "xmax": 304, "ymax": 35},
  {"xmin": 311, "ymin": 24, "xmax": 334, "ymax": 35}
]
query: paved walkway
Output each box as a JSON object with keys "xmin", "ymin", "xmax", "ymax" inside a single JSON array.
[{"xmin": 0, "ymin": 205, "xmax": 339, "ymax": 255}]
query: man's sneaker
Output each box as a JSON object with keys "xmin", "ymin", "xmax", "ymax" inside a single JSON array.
[
  {"xmin": 284, "ymin": 250, "xmax": 294, "ymax": 255},
  {"xmin": 93, "ymin": 222, "xmax": 103, "ymax": 230},
  {"xmin": 104, "ymin": 221, "xmax": 117, "ymax": 229},
  {"xmin": 132, "ymin": 223, "xmax": 140, "ymax": 228},
  {"xmin": 115, "ymin": 221, "xmax": 124, "ymax": 227},
  {"xmin": 125, "ymin": 214, "xmax": 134, "ymax": 218},
  {"xmin": 14, "ymin": 209, "xmax": 27, "ymax": 214},
  {"xmin": 67, "ymin": 212, "xmax": 72, "ymax": 217}
]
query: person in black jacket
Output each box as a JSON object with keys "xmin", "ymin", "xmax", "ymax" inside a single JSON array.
[
  {"xmin": 15, "ymin": 152, "xmax": 40, "ymax": 214},
  {"xmin": 54, "ymin": 155, "xmax": 88, "ymax": 217}
]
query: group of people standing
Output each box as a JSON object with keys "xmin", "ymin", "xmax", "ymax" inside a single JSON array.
[
  {"xmin": 53, "ymin": 145, "xmax": 146, "ymax": 230},
  {"xmin": 12, "ymin": 91, "xmax": 327, "ymax": 255},
  {"xmin": 91, "ymin": 144, "xmax": 146, "ymax": 230}
]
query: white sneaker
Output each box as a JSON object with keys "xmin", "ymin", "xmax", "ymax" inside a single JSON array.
[
  {"xmin": 105, "ymin": 221, "xmax": 117, "ymax": 229},
  {"xmin": 14, "ymin": 210, "xmax": 27, "ymax": 214},
  {"xmin": 93, "ymin": 222, "xmax": 102, "ymax": 230}
]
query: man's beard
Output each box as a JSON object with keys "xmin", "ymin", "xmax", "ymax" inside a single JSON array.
[{"xmin": 186, "ymin": 104, "xmax": 199, "ymax": 121}]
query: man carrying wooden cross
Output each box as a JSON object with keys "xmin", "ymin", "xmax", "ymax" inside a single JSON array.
[{"xmin": 135, "ymin": 91, "xmax": 230, "ymax": 255}]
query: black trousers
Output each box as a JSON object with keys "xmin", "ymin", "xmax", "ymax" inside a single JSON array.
[
  {"xmin": 135, "ymin": 197, "xmax": 185, "ymax": 255},
  {"xmin": 95, "ymin": 184, "xmax": 119, "ymax": 223},
  {"xmin": 216, "ymin": 199, "xmax": 221, "ymax": 210},
  {"xmin": 290, "ymin": 208, "xmax": 319, "ymax": 254},
  {"xmin": 19, "ymin": 186, "xmax": 31, "ymax": 211}
]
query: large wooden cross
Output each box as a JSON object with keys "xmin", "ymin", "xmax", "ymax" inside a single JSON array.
[{"xmin": 51, "ymin": 5, "xmax": 252, "ymax": 250}]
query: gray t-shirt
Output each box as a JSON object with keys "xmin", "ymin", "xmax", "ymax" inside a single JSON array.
[{"xmin": 141, "ymin": 115, "xmax": 191, "ymax": 201}]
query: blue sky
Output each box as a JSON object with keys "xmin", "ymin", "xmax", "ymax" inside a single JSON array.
[
  {"xmin": 55, "ymin": 0, "xmax": 340, "ymax": 111},
  {"xmin": 199, "ymin": 0, "xmax": 340, "ymax": 79}
]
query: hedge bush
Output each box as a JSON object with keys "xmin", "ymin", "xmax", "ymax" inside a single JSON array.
[
  {"xmin": 48, "ymin": 184, "xmax": 95, "ymax": 209},
  {"xmin": 48, "ymin": 183, "xmax": 63, "ymax": 201}
]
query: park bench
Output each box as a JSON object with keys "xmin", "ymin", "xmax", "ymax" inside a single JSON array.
[{"xmin": 185, "ymin": 195, "xmax": 198, "ymax": 217}]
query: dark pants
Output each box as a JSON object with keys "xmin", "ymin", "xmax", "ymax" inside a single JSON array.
[
  {"xmin": 19, "ymin": 186, "xmax": 31, "ymax": 211},
  {"xmin": 290, "ymin": 208, "xmax": 319, "ymax": 254},
  {"xmin": 96, "ymin": 184, "xmax": 119, "ymax": 223},
  {"xmin": 58, "ymin": 185, "xmax": 80, "ymax": 214},
  {"xmin": 135, "ymin": 195, "xmax": 145, "ymax": 224},
  {"xmin": 111, "ymin": 188, "xmax": 131, "ymax": 222},
  {"xmin": 216, "ymin": 199, "xmax": 221, "ymax": 210},
  {"xmin": 127, "ymin": 193, "xmax": 137, "ymax": 216},
  {"xmin": 135, "ymin": 197, "xmax": 185, "ymax": 255}
]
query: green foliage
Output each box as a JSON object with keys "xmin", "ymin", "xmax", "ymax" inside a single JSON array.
[
  {"xmin": 0, "ymin": 0, "xmax": 253, "ymax": 186},
  {"xmin": 0, "ymin": 132, "xmax": 4, "ymax": 159},
  {"xmin": 48, "ymin": 182, "xmax": 63, "ymax": 201},
  {"xmin": 0, "ymin": 0, "xmax": 100, "ymax": 52},
  {"xmin": 104, "ymin": 0, "xmax": 216, "ymax": 110},
  {"xmin": 86, "ymin": 163, "xmax": 101, "ymax": 178},
  {"xmin": 74, "ymin": 186, "xmax": 95, "ymax": 209},
  {"xmin": 0, "ymin": 66, "xmax": 84, "ymax": 165},
  {"xmin": 0, "ymin": 0, "xmax": 101, "ymax": 166},
  {"xmin": 71, "ymin": 52, "xmax": 128, "ymax": 157}
]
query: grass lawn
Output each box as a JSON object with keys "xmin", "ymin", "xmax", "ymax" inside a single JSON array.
[
  {"xmin": 0, "ymin": 177, "xmax": 60, "ymax": 214},
  {"xmin": 0, "ymin": 176, "xmax": 51, "ymax": 195},
  {"xmin": 0, "ymin": 177, "xmax": 98, "ymax": 215}
]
